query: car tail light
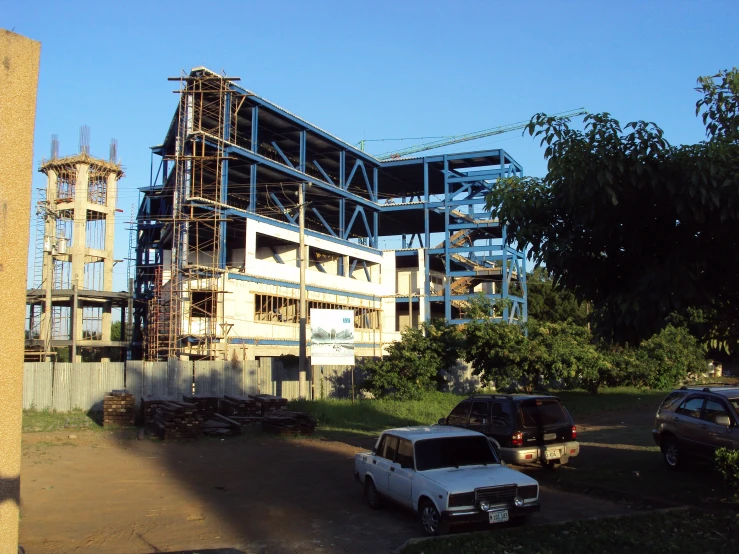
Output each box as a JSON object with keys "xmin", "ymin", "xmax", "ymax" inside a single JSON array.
[
  {"xmin": 448, "ymin": 492, "xmax": 475, "ymax": 507},
  {"xmin": 571, "ymin": 425, "xmax": 577, "ymax": 440},
  {"xmin": 517, "ymin": 485, "xmax": 538, "ymax": 500},
  {"xmin": 570, "ymin": 449, "xmax": 577, "ymax": 454},
  {"xmin": 525, "ymin": 454, "xmax": 533, "ymax": 460},
  {"xmin": 512, "ymin": 432, "xmax": 523, "ymax": 446}
]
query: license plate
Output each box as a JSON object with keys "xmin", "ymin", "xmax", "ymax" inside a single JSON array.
[
  {"xmin": 544, "ymin": 433, "xmax": 557, "ymax": 440},
  {"xmin": 545, "ymin": 449, "xmax": 560, "ymax": 460},
  {"xmin": 489, "ymin": 510, "xmax": 509, "ymax": 523}
]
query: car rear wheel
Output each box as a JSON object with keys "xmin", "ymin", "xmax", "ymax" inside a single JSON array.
[
  {"xmin": 662, "ymin": 436, "xmax": 682, "ymax": 470},
  {"xmin": 419, "ymin": 500, "xmax": 447, "ymax": 536},
  {"xmin": 364, "ymin": 478, "xmax": 382, "ymax": 509}
]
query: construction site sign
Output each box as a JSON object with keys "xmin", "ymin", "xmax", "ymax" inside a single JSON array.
[{"xmin": 310, "ymin": 309, "xmax": 355, "ymax": 366}]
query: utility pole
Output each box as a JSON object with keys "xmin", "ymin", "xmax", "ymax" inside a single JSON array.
[{"xmin": 298, "ymin": 182, "xmax": 308, "ymax": 398}]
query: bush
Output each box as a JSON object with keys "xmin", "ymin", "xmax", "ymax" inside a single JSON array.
[
  {"xmin": 636, "ymin": 325, "xmax": 706, "ymax": 389},
  {"xmin": 715, "ymin": 447, "xmax": 739, "ymax": 496},
  {"xmin": 360, "ymin": 321, "xmax": 464, "ymax": 399}
]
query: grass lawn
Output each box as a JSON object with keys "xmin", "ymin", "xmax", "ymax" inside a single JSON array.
[
  {"xmin": 402, "ymin": 509, "xmax": 739, "ymax": 554},
  {"xmin": 555, "ymin": 387, "xmax": 670, "ymax": 418},
  {"xmin": 289, "ymin": 391, "xmax": 464, "ymax": 437},
  {"xmin": 288, "ymin": 386, "xmax": 671, "ymax": 438},
  {"xmin": 23, "ymin": 409, "xmax": 103, "ymax": 432}
]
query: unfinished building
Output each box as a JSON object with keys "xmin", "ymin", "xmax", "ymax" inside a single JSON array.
[
  {"xmin": 133, "ymin": 68, "xmax": 527, "ymax": 361},
  {"xmin": 26, "ymin": 132, "xmax": 131, "ymax": 361}
]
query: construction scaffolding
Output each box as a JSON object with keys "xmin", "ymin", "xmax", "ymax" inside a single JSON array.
[{"xmin": 143, "ymin": 73, "xmax": 247, "ymax": 360}]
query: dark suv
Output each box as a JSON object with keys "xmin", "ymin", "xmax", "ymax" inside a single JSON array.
[
  {"xmin": 439, "ymin": 394, "xmax": 579, "ymax": 469},
  {"xmin": 652, "ymin": 385, "xmax": 739, "ymax": 469}
]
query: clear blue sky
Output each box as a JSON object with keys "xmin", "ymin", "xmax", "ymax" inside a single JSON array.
[{"xmin": 4, "ymin": 0, "xmax": 738, "ymax": 291}]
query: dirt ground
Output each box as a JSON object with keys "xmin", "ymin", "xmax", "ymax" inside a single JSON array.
[{"xmin": 18, "ymin": 416, "xmax": 644, "ymax": 554}]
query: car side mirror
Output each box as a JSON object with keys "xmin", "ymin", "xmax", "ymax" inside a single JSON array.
[
  {"xmin": 716, "ymin": 414, "xmax": 731, "ymax": 427},
  {"xmin": 438, "ymin": 418, "xmax": 446, "ymax": 425}
]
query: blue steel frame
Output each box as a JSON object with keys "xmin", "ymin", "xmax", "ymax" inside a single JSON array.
[
  {"xmin": 134, "ymin": 68, "xmax": 528, "ymax": 357},
  {"xmin": 382, "ymin": 150, "xmax": 527, "ymax": 325}
]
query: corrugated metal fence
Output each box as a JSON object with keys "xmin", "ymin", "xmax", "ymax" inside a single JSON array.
[{"xmin": 22, "ymin": 359, "xmax": 360, "ymax": 412}]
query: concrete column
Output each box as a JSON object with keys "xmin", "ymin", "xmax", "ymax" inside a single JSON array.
[
  {"xmin": 39, "ymin": 169, "xmax": 57, "ymax": 347},
  {"xmin": 101, "ymin": 302, "xmax": 112, "ymax": 341},
  {"xmin": 0, "ymin": 29, "xmax": 40, "ymax": 554},
  {"xmin": 71, "ymin": 163, "xmax": 89, "ymax": 290},
  {"xmin": 245, "ymin": 221, "xmax": 256, "ymax": 266},
  {"xmin": 102, "ymin": 172, "xmax": 117, "ymax": 291},
  {"xmin": 417, "ymin": 249, "xmax": 427, "ymax": 323}
]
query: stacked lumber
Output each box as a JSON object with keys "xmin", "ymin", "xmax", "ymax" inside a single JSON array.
[
  {"xmin": 182, "ymin": 394, "xmax": 219, "ymax": 418},
  {"xmin": 249, "ymin": 394, "xmax": 288, "ymax": 415},
  {"xmin": 202, "ymin": 414, "xmax": 242, "ymax": 437},
  {"xmin": 148, "ymin": 401, "xmax": 203, "ymax": 440},
  {"xmin": 262, "ymin": 410, "xmax": 317, "ymax": 435},
  {"xmin": 220, "ymin": 395, "xmax": 261, "ymax": 417},
  {"xmin": 103, "ymin": 390, "xmax": 135, "ymax": 427},
  {"xmin": 141, "ymin": 395, "xmax": 177, "ymax": 425}
]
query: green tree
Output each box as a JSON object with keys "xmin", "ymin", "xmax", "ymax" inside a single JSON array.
[
  {"xmin": 635, "ymin": 325, "xmax": 707, "ymax": 389},
  {"xmin": 531, "ymin": 321, "xmax": 606, "ymax": 393},
  {"xmin": 486, "ymin": 68, "xmax": 739, "ymax": 347},
  {"xmin": 527, "ymin": 267, "xmax": 588, "ymax": 326},
  {"xmin": 111, "ymin": 321, "xmax": 122, "ymax": 341},
  {"xmin": 464, "ymin": 318, "xmax": 542, "ymax": 390},
  {"xmin": 360, "ymin": 319, "xmax": 464, "ymax": 399}
]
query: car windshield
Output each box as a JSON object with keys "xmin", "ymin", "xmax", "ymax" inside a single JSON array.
[
  {"xmin": 519, "ymin": 399, "xmax": 569, "ymax": 428},
  {"xmin": 414, "ymin": 436, "xmax": 498, "ymax": 471}
]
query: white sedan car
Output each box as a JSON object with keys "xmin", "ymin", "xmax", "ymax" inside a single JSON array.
[{"xmin": 354, "ymin": 426, "xmax": 540, "ymax": 535}]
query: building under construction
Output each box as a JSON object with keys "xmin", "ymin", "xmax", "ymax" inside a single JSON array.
[
  {"xmin": 26, "ymin": 131, "xmax": 131, "ymax": 361},
  {"xmin": 133, "ymin": 67, "xmax": 528, "ymax": 362}
]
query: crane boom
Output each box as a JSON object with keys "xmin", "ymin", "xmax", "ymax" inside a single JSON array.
[{"xmin": 376, "ymin": 108, "xmax": 587, "ymax": 161}]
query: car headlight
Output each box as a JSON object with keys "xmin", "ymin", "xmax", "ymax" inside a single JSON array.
[
  {"xmin": 517, "ymin": 485, "xmax": 538, "ymax": 500},
  {"xmin": 448, "ymin": 492, "xmax": 475, "ymax": 507}
]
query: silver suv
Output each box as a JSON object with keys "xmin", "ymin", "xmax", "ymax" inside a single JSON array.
[{"xmin": 652, "ymin": 385, "xmax": 739, "ymax": 469}]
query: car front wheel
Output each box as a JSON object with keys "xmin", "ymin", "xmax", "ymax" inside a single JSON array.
[
  {"xmin": 419, "ymin": 500, "xmax": 447, "ymax": 536},
  {"xmin": 365, "ymin": 478, "xmax": 382, "ymax": 509},
  {"xmin": 662, "ymin": 436, "xmax": 682, "ymax": 470}
]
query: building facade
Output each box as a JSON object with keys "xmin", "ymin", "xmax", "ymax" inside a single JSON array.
[{"xmin": 134, "ymin": 68, "xmax": 527, "ymax": 361}]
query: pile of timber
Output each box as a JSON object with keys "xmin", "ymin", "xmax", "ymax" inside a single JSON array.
[
  {"xmin": 262, "ymin": 410, "xmax": 317, "ymax": 435},
  {"xmin": 148, "ymin": 401, "xmax": 203, "ymax": 440},
  {"xmin": 249, "ymin": 394, "xmax": 288, "ymax": 415},
  {"xmin": 182, "ymin": 394, "xmax": 219, "ymax": 418},
  {"xmin": 103, "ymin": 390, "xmax": 135, "ymax": 427},
  {"xmin": 219, "ymin": 395, "xmax": 262, "ymax": 417},
  {"xmin": 141, "ymin": 395, "xmax": 177, "ymax": 426},
  {"xmin": 202, "ymin": 413, "xmax": 243, "ymax": 437}
]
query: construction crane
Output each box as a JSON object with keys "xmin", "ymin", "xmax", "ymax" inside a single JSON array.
[{"xmin": 358, "ymin": 108, "xmax": 587, "ymax": 161}]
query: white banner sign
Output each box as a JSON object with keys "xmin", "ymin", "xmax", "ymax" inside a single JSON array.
[{"xmin": 310, "ymin": 309, "xmax": 355, "ymax": 366}]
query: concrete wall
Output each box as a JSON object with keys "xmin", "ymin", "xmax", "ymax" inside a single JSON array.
[{"xmin": 0, "ymin": 29, "xmax": 40, "ymax": 554}]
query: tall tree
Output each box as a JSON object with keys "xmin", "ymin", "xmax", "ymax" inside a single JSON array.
[
  {"xmin": 486, "ymin": 68, "xmax": 739, "ymax": 347},
  {"xmin": 527, "ymin": 267, "xmax": 589, "ymax": 326}
]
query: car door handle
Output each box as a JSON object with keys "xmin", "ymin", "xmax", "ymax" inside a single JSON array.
[{"xmin": 390, "ymin": 467, "xmax": 395, "ymax": 472}]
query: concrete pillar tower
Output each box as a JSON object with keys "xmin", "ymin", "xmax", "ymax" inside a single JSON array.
[{"xmin": 34, "ymin": 133, "xmax": 124, "ymax": 361}]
